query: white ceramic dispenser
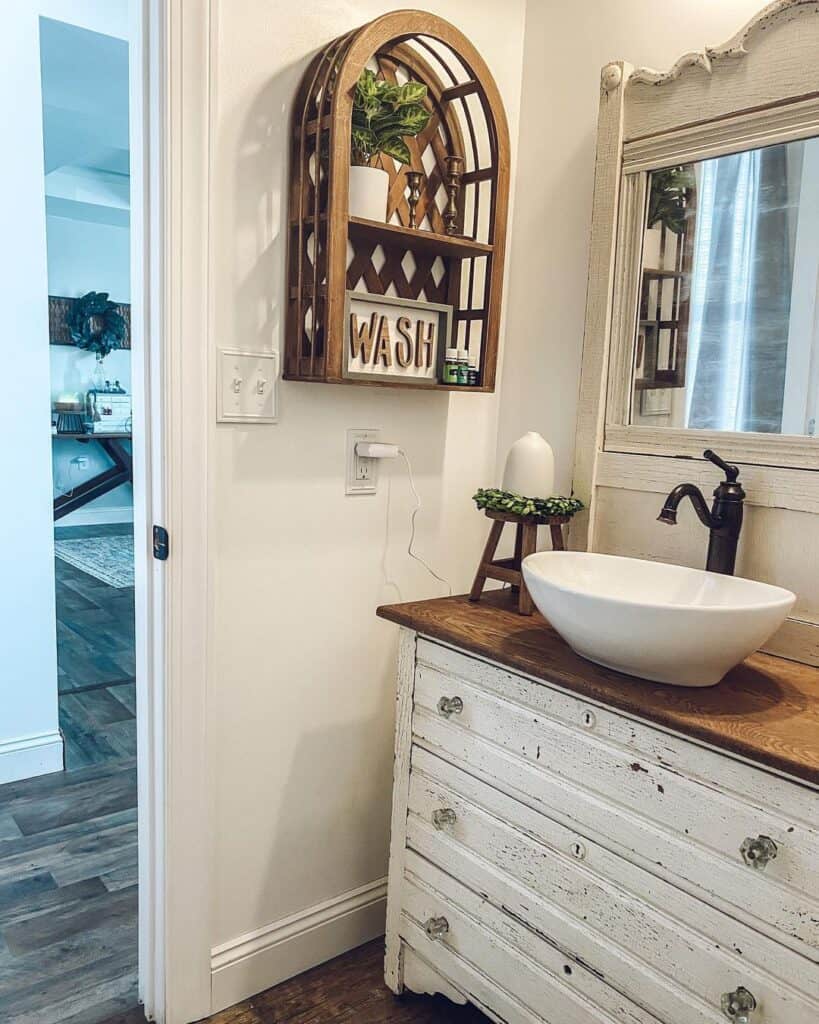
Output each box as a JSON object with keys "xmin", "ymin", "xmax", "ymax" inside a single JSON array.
[{"xmin": 502, "ymin": 431, "xmax": 555, "ymax": 498}]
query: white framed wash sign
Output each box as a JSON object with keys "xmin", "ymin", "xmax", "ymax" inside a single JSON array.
[{"xmin": 343, "ymin": 291, "xmax": 452, "ymax": 384}]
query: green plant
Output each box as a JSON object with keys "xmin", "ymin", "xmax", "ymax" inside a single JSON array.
[
  {"xmin": 647, "ymin": 166, "xmax": 696, "ymax": 235},
  {"xmin": 473, "ymin": 488, "xmax": 584, "ymax": 519},
  {"xmin": 351, "ymin": 69, "xmax": 430, "ymax": 167},
  {"xmin": 69, "ymin": 292, "xmax": 127, "ymax": 359}
]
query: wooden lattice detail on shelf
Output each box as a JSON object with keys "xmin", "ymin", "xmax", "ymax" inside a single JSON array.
[{"xmin": 285, "ymin": 10, "xmax": 510, "ymax": 390}]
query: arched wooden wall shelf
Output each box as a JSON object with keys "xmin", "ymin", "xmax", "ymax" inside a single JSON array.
[{"xmin": 285, "ymin": 10, "xmax": 511, "ymax": 390}]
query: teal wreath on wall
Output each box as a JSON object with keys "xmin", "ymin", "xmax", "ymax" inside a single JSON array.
[{"xmin": 69, "ymin": 291, "xmax": 127, "ymax": 359}]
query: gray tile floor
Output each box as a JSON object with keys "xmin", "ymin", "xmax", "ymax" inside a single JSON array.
[{"xmin": 0, "ymin": 526, "xmax": 143, "ymax": 1023}]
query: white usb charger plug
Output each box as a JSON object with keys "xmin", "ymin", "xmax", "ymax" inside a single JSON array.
[
  {"xmin": 355, "ymin": 441, "xmax": 451, "ymax": 595},
  {"xmin": 354, "ymin": 441, "xmax": 400, "ymax": 460}
]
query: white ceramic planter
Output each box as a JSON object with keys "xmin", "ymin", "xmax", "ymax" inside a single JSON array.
[
  {"xmin": 502, "ymin": 431, "xmax": 555, "ymax": 498},
  {"xmin": 348, "ymin": 164, "xmax": 389, "ymax": 222}
]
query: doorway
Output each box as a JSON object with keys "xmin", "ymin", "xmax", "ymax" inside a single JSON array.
[{"xmin": 0, "ymin": 4, "xmax": 151, "ymax": 1021}]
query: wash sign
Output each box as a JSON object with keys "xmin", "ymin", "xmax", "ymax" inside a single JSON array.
[{"xmin": 344, "ymin": 291, "xmax": 452, "ymax": 384}]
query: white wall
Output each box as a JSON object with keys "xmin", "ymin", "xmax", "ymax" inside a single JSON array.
[
  {"xmin": 0, "ymin": 10, "xmax": 63, "ymax": 783},
  {"xmin": 499, "ymin": 0, "xmax": 767, "ymax": 495},
  {"xmin": 46, "ymin": 216, "xmax": 131, "ymax": 305},
  {"xmin": 207, "ymin": 0, "xmax": 525, "ymax": 1008}
]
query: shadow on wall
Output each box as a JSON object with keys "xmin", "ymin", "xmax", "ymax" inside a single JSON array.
[
  {"xmin": 232, "ymin": 61, "xmax": 296, "ymax": 355},
  {"xmin": 212, "ymin": 707, "xmax": 393, "ymax": 1004},
  {"xmin": 220, "ymin": 53, "xmax": 455, "ymax": 502},
  {"xmin": 266, "ymin": 708, "xmax": 392, "ymax": 915},
  {"xmin": 499, "ymin": 126, "xmax": 596, "ymax": 496}
]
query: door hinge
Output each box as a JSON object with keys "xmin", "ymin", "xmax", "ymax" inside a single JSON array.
[{"xmin": 152, "ymin": 525, "xmax": 170, "ymax": 561}]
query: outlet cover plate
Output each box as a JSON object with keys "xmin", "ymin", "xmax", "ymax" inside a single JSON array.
[
  {"xmin": 218, "ymin": 350, "xmax": 278, "ymax": 423},
  {"xmin": 346, "ymin": 428, "xmax": 379, "ymax": 495}
]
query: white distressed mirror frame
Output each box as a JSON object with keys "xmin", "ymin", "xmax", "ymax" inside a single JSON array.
[
  {"xmin": 606, "ymin": 97, "xmax": 819, "ymax": 471},
  {"xmin": 572, "ymin": 0, "xmax": 819, "ymax": 665}
]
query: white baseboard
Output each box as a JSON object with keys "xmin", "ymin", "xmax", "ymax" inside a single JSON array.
[
  {"xmin": 0, "ymin": 730, "xmax": 64, "ymax": 785},
  {"xmin": 56, "ymin": 505, "xmax": 134, "ymax": 528},
  {"xmin": 210, "ymin": 876, "xmax": 387, "ymax": 1013}
]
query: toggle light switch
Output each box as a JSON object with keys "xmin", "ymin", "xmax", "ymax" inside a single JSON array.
[{"xmin": 218, "ymin": 350, "xmax": 278, "ymax": 422}]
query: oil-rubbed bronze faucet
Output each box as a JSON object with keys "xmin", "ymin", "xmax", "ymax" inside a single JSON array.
[{"xmin": 657, "ymin": 449, "xmax": 746, "ymax": 575}]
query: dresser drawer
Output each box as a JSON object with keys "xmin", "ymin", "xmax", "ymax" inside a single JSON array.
[
  {"xmin": 414, "ymin": 641, "xmax": 819, "ymax": 958},
  {"xmin": 401, "ymin": 854, "xmax": 659, "ymax": 1024},
  {"xmin": 406, "ymin": 746, "xmax": 819, "ymax": 1024}
]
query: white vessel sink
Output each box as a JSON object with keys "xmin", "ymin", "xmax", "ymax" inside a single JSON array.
[{"xmin": 522, "ymin": 552, "xmax": 795, "ymax": 687}]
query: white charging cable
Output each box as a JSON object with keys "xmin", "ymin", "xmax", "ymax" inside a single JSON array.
[
  {"xmin": 398, "ymin": 447, "xmax": 452, "ymax": 595},
  {"xmin": 356, "ymin": 442, "xmax": 452, "ymax": 595}
]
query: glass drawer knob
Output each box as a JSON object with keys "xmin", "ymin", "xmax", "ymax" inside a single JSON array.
[
  {"xmin": 424, "ymin": 915, "xmax": 449, "ymax": 940},
  {"xmin": 437, "ymin": 695, "xmax": 464, "ymax": 717},
  {"xmin": 432, "ymin": 807, "xmax": 457, "ymax": 829},
  {"xmin": 740, "ymin": 835, "xmax": 777, "ymax": 870},
  {"xmin": 721, "ymin": 986, "xmax": 756, "ymax": 1022}
]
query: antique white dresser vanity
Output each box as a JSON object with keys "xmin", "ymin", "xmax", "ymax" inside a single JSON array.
[
  {"xmin": 378, "ymin": 595, "xmax": 819, "ymax": 1024},
  {"xmin": 379, "ymin": 3, "xmax": 819, "ymax": 1021}
]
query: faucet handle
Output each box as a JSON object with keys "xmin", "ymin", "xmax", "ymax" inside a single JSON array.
[{"xmin": 704, "ymin": 449, "xmax": 739, "ymax": 482}]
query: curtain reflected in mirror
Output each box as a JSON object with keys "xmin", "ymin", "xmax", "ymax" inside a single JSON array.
[{"xmin": 631, "ymin": 138, "xmax": 819, "ymax": 436}]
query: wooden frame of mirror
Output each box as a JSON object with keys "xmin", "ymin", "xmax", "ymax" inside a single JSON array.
[{"xmin": 573, "ymin": 0, "xmax": 819, "ymax": 665}]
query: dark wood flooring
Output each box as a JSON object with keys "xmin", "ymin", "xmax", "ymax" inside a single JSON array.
[
  {"xmin": 0, "ymin": 759, "xmax": 139, "ymax": 1023},
  {"xmin": 55, "ymin": 524, "xmax": 136, "ymax": 771},
  {"xmin": 88, "ymin": 940, "xmax": 485, "ymax": 1024},
  {"xmin": 198, "ymin": 940, "xmax": 487, "ymax": 1023},
  {"xmin": 0, "ymin": 525, "xmax": 140, "ymax": 1023}
]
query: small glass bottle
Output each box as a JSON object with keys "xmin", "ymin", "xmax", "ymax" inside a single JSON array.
[
  {"xmin": 456, "ymin": 348, "xmax": 469, "ymax": 386},
  {"xmin": 467, "ymin": 351, "xmax": 479, "ymax": 386},
  {"xmin": 443, "ymin": 347, "xmax": 459, "ymax": 384}
]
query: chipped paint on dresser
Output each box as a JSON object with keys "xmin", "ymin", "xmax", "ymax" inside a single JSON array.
[{"xmin": 384, "ymin": 629, "xmax": 819, "ymax": 1024}]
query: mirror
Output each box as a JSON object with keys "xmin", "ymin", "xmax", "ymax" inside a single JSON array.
[{"xmin": 630, "ymin": 138, "xmax": 819, "ymax": 436}]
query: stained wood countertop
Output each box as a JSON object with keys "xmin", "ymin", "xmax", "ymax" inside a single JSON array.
[{"xmin": 377, "ymin": 590, "xmax": 819, "ymax": 788}]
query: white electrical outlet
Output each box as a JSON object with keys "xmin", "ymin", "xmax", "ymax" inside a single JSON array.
[{"xmin": 346, "ymin": 428, "xmax": 379, "ymax": 495}]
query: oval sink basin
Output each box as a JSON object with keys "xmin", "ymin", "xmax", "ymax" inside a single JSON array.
[{"xmin": 522, "ymin": 552, "xmax": 795, "ymax": 687}]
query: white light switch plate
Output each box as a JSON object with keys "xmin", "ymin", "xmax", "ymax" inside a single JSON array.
[{"xmin": 218, "ymin": 350, "xmax": 278, "ymax": 423}]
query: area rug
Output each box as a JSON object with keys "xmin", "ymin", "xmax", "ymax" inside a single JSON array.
[{"xmin": 55, "ymin": 535, "xmax": 135, "ymax": 589}]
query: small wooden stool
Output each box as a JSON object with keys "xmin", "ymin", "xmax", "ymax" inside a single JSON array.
[{"xmin": 469, "ymin": 510, "xmax": 569, "ymax": 615}]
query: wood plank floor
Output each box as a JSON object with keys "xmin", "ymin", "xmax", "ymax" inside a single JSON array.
[
  {"xmin": 0, "ymin": 527, "xmax": 140, "ymax": 1023},
  {"xmin": 0, "ymin": 759, "xmax": 139, "ymax": 1023},
  {"xmin": 90, "ymin": 938, "xmax": 489, "ymax": 1024},
  {"xmin": 197, "ymin": 940, "xmax": 487, "ymax": 1023},
  {"xmin": 55, "ymin": 525, "xmax": 136, "ymax": 771}
]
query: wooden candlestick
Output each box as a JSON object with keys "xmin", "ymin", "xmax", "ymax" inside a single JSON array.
[
  {"xmin": 405, "ymin": 170, "xmax": 423, "ymax": 229},
  {"xmin": 443, "ymin": 155, "xmax": 464, "ymax": 235}
]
